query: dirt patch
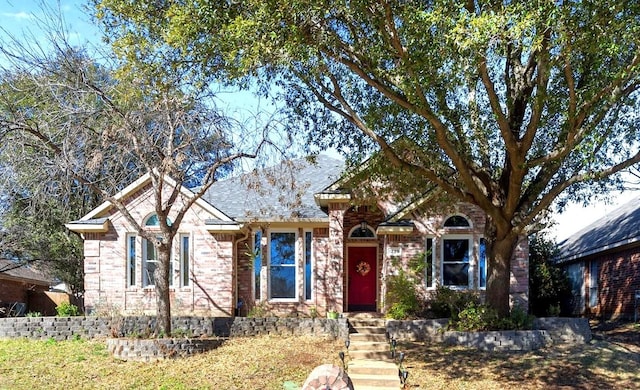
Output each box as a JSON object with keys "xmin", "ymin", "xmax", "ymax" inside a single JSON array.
[{"xmin": 591, "ymin": 320, "xmax": 640, "ymax": 353}]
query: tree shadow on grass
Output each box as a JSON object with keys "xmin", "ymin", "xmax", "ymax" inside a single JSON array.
[{"xmin": 401, "ymin": 339, "xmax": 640, "ymax": 389}]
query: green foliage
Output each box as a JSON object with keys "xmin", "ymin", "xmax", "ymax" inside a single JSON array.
[
  {"xmin": 26, "ymin": 312, "xmax": 42, "ymax": 317},
  {"xmin": 55, "ymin": 302, "xmax": 81, "ymax": 317},
  {"xmin": 430, "ymin": 286, "xmax": 480, "ymax": 321},
  {"xmin": 385, "ymin": 269, "xmax": 422, "ymax": 320},
  {"xmin": 451, "ymin": 303, "xmax": 534, "ymax": 332},
  {"xmin": 528, "ymin": 234, "xmax": 572, "ymax": 317}
]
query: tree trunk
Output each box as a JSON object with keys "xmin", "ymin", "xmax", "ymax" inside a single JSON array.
[
  {"xmin": 485, "ymin": 230, "xmax": 520, "ymax": 318},
  {"xmin": 155, "ymin": 244, "xmax": 172, "ymax": 336}
]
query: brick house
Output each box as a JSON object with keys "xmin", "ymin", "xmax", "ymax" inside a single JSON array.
[
  {"xmin": 556, "ymin": 195, "xmax": 640, "ymax": 320},
  {"xmin": 0, "ymin": 259, "xmax": 56, "ymax": 316},
  {"xmin": 67, "ymin": 155, "xmax": 529, "ymax": 317}
]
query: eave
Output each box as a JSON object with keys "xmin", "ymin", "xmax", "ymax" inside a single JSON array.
[
  {"xmin": 314, "ymin": 192, "xmax": 352, "ymax": 207},
  {"xmin": 65, "ymin": 218, "xmax": 110, "ymax": 233}
]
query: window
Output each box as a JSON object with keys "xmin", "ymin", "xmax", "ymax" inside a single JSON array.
[
  {"xmin": 304, "ymin": 231, "xmax": 313, "ymax": 300},
  {"xmin": 270, "ymin": 231, "xmax": 297, "ymax": 299},
  {"xmin": 144, "ymin": 214, "xmax": 172, "ymax": 227},
  {"xmin": 444, "ymin": 215, "xmax": 471, "ymax": 228},
  {"xmin": 127, "ymin": 234, "xmax": 136, "ymax": 287},
  {"xmin": 254, "ymin": 230, "xmax": 262, "ymax": 300},
  {"xmin": 425, "ymin": 238, "xmax": 435, "ymax": 288},
  {"xmin": 589, "ymin": 260, "xmax": 598, "ymax": 308},
  {"xmin": 349, "ymin": 224, "xmax": 376, "ymax": 238},
  {"xmin": 142, "ymin": 238, "xmax": 158, "ymax": 287},
  {"xmin": 479, "ymin": 238, "xmax": 487, "ymax": 289},
  {"xmin": 180, "ymin": 234, "xmax": 190, "ymax": 287},
  {"xmin": 442, "ymin": 237, "xmax": 471, "ymax": 287}
]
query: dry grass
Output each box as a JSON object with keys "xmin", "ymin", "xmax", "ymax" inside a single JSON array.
[{"xmin": 1, "ymin": 325, "xmax": 639, "ymax": 389}]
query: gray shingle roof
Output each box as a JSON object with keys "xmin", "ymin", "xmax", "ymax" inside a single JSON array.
[
  {"xmin": 556, "ymin": 194, "xmax": 640, "ymax": 263},
  {"xmin": 0, "ymin": 259, "xmax": 54, "ymax": 286},
  {"xmin": 203, "ymin": 154, "xmax": 344, "ymax": 221}
]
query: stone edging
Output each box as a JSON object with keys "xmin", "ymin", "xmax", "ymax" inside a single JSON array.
[
  {"xmin": 386, "ymin": 317, "xmax": 592, "ymax": 351},
  {"xmin": 106, "ymin": 337, "xmax": 224, "ymax": 362}
]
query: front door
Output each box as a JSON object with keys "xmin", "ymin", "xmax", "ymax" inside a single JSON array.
[{"xmin": 347, "ymin": 246, "xmax": 377, "ymax": 312}]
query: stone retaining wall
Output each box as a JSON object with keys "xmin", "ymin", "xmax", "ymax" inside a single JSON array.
[
  {"xmin": 106, "ymin": 338, "xmax": 224, "ymax": 362},
  {"xmin": 0, "ymin": 316, "xmax": 349, "ymax": 341},
  {"xmin": 386, "ymin": 317, "xmax": 592, "ymax": 351}
]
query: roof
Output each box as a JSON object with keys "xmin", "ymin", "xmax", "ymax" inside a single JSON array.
[
  {"xmin": 556, "ymin": 194, "xmax": 640, "ymax": 263},
  {"xmin": 0, "ymin": 259, "xmax": 54, "ymax": 286},
  {"xmin": 203, "ymin": 154, "xmax": 344, "ymax": 222}
]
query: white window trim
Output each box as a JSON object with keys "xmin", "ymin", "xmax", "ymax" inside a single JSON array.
[
  {"xmin": 142, "ymin": 237, "xmax": 158, "ymax": 288},
  {"xmin": 304, "ymin": 229, "xmax": 314, "ymax": 301},
  {"xmin": 253, "ymin": 229, "xmax": 263, "ymax": 301},
  {"xmin": 425, "ymin": 237, "xmax": 436, "ymax": 290},
  {"xmin": 478, "ymin": 237, "xmax": 487, "ymax": 290},
  {"xmin": 126, "ymin": 234, "xmax": 137, "ymax": 288},
  {"xmin": 179, "ymin": 233, "xmax": 191, "ymax": 288},
  {"xmin": 268, "ymin": 229, "xmax": 299, "ymax": 302},
  {"xmin": 441, "ymin": 234, "xmax": 474, "ymax": 289},
  {"xmin": 443, "ymin": 214, "xmax": 473, "ymax": 229},
  {"xmin": 347, "ymin": 225, "xmax": 377, "ymax": 239}
]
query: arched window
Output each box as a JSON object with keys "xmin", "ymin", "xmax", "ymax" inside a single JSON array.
[
  {"xmin": 144, "ymin": 214, "xmax": 171, "ymax": 227},
  {"xmin": 444, "ymin": 215, "xmax": 471, "ymax": 228},
  {"xmin": 349, "ymin": 223, "xmax": 376, "ymax": 238}
]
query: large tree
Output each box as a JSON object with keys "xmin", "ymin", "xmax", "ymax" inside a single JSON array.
[
  {"xmin": 0, "ymin": 21, "xmax": 273, "ymax": 333},
  {"xmin": 95, "ymin": 0, "xmax": 640, "ymax": 316}
]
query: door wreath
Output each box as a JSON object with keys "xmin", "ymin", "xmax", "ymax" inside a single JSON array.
[{"xmin": 355, "ymin": 260, "xmax": 371, "ymax": 276}]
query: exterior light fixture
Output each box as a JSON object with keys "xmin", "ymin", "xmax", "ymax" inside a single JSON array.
[
  {"xmin": 360, "ymin": 220, "xmax": 367, "ymax": 231},
  {"xmin": 345, "ymin": 340, "xmax": 350, "ymax": 349}
]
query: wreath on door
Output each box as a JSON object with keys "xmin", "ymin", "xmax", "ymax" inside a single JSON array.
[{"xmin": 355, "ymin": 260, "xmax": 371, "ymax": 276}]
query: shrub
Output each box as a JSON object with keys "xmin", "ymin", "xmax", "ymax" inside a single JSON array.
[
  {"xmin": 385, "ymin": 269, "xmax": 421, "ymax": 319},
  {"xmin": 528, "ymin": 233, "xmax": 572, "ymax": 317},
  {"xmin": 430, "ymin": 286, "xmax": 480, "ymax": 321},
  {"xmin": 56, "ymin": 302, "xmax": 81, "ymax": 317},
  {"xmin": 454, "ymin": 304, "xmax": 499, "ymax": 331}
]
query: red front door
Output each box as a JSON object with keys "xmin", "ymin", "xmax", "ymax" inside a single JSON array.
[{"xmin": 347, "ymin": 246, "xmax": 377, "ymax": 312}]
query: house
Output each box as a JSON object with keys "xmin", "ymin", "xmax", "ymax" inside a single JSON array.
[
  {"xmin": 556, "ymin": 195, "xmax": 640, "ymax": 320},
  {"xmin": 66, "ymin": 155, "xmax": 529, "ymax": 317},
  {"xmin": 0, "ymin": 259, "xmax": 56, "ymax": 316}
]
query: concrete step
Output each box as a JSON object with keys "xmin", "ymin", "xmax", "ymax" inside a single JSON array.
[
  {"xmin": 349, "ymin": 349, "xmax": 394, "ymax": 361},
  {"xmin": 349, "ymin": 332, "xmax": 387, "ymax": 343},
  {"xmin": 348, "ymin": 318, "xmax": 387, "ymax": 328},
  {"xmin": 349, "ymin": 373, "xmax": 400, "ymax": 389},
  {"xmin": 348, "ymin": 360, "xmax": 398, "ymax": 377},
  {"xmin": 349, "ymin": 341, "xmax": 389, "ymax": 352},
  {"xmin": 350, "ymin": 326, "xmax": 387, "ymax": 335}
]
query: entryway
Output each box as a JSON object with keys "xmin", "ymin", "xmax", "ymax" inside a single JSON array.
[{"xmin": 347, "ymin": 246, "xmax": 377, "ymax": 312}]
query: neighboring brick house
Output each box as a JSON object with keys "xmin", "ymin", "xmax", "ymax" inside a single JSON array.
[
  {"xmin": 556, "ymin": 194, "xmax": 640, "ymax": 320},
  {"xmin": 67, "ymin": 155, "xmax": 529, "ymax": 317},
  {"xmin": 0, "ymin": 259, "xmax": 55, "ymax": 316}
]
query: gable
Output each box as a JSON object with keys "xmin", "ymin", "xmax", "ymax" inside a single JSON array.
[
  {"xmin": 557, "ymin": 195, "xmax": 640, "ymax": 263},
  {"xmin": 66, "ymin": 172, "xmax": 235, "ymax": 233}
]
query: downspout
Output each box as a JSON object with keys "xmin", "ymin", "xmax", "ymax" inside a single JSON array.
[{"xmin": 234, "ymin": 228, "xmax": 251, "ymax": 317}]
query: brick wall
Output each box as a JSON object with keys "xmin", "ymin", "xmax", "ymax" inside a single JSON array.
[
  {"xmin": 592, "ymin": 246, "xmax": 640, "ymax": 319},
  {"xmin": 83, "ymin": 183, "xmax": 235, "ymax": 317}
]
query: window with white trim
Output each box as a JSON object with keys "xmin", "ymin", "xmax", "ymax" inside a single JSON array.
[
  {"xmin": 142, "ymin": 238, "xmax": 159, "ymax": 287},
  {"xmin": 425, "ymin": 237, "xmax": 435, "ymax": 288},
  {"xmin": 254, "ymin": 230, "xmax": 262, "ymax": 300},
  {"xmin": 180, "ymin": 234, "xmax": 190, "ymax": 287},
  {"xmin": 479, "ymin": 238, "xmax": 487, "ymax": 289},
  {"xmin": 126, "ymin": 234, "xmax": 136, "ymax": 287},
  {"xmin": 442, "ymin": 237, "xmax": 471, "ymax": 288},
  {"xmin": 304, "ymin": 230, "xmax": 313, "ymax": 300},
  {"xmin": 269, "ymin": 231, "xmax": 297, "ymax": 299}
]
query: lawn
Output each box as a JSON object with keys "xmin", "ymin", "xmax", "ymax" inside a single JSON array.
[{"xmin": 1, "ymin": 326, "xmax": 639, "ymax": 389}]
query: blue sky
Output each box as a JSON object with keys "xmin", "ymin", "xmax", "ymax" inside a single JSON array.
[{"xmin": 1, "ymin": 1, "xmax": 637, "ymax": 241}]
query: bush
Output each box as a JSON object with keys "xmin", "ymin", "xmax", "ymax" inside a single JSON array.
[
  {"xmin": 56, "ymin": 302, "xmax": 81, "ymax": 317},
  {"xmin": 430, "ymin": 286, "xmax": 480, "ymax": 321},
  {"xmin": 528, "ymin": 234, "xmax": 572, "ymax": 316},
  {"xmin": 384, "ymin": 269, "xmax": 422, "ymax": 319},
  {"xmin": 450, "ymin": 302, "xmax": 535, "ymax": 331}
]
